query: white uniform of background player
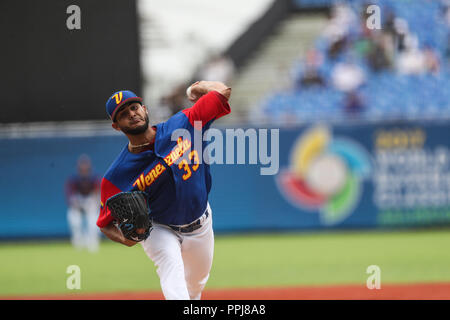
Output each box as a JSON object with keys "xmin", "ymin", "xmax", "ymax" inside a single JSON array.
[{"xmin": 66, "ymin": 154, "xmax": 101, "ymax": 252}]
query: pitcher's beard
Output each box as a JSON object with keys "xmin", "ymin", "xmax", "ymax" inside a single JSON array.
[{"xmin": 122, "ymin": 114, "xmax": 150, "ymax": 135}]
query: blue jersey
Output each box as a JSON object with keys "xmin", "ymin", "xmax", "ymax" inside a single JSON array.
[{"xmin": 97, "ymin": 91, "xmax": 230, "ymax": 228}]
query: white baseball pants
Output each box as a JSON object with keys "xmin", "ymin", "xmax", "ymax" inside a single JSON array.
[{"xmin": 141, "ymin": 203, "xmax": 214, "ymax": 300}]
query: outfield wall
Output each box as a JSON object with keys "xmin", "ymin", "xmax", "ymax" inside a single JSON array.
[{"xmin": 1, "ymin": 120, "xmax": 450, "ymax": 239}]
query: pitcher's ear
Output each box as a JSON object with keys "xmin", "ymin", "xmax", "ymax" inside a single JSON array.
[{"xmin": 112, "ymin": 122, "xmax": 121, "ymax": 132}]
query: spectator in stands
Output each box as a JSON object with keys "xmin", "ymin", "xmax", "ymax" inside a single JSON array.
[
  {"xmin": 331, "ymin": 56, "xmax": 366, "ymax": 92},
  {"xmin": 396, "ymin": 35, "xmax": 433, "ymax": 76},
  {"xmin": 397, "ymin": 48, "xmax": 426, "ymax": 75},
  {"xmin": 321, "ymin": 3, "xmax": 357, "ymax": 60},
  {"xmin": 382, "ymin": 8, "xmax": 398, "ymax": 39},
  {"xmin": 344, "ymin": 90, "xmax": 366, "ymax": 116},
  {"xmin": 197, "ymin": 53, "xmax": 235, "ymax": 85},
  {"xmin": 327, "ymin": 36, "xmax": 348, "ymax": 60},
  {"xmin": 366, "ymin": 33, "xmax": 393, "ymax": 72},
  {"xmin": 295, "ymin": 49, "xmax": 326, "ymax": 89},
  {"xmin": 65, "ymin": 154, "xmax": 101, "ymax": 253},
  {"xmin": 423, "ymin": 45, "xmax": 440, "ymax": 75},
  {"xmin": 322, "ymin": 2, "xmax": 357, "ymax": 39},
  {"xmin": 391, "ymin": 18, "xmax": 412, "ymax": 53},
  {"xmin": 298, "ymin": 68, "xmax": 325, "ymax": 88},
  {"xmin": 357, "ymin": 5, "xmax": 396, "ymax": 72}
]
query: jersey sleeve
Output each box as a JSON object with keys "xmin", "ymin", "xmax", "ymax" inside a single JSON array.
[
  {"xmin": 96, "ymin": 177, "xmax": 122, "ymax": 228},
  {"xmin": 182, "ymin": 91, "xmax": 231, "ymax": 127}
]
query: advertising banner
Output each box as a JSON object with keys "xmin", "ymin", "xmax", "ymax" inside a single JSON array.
[
  {"xmin": 210, "ymin": 121, "xmax": 450, "ymax": 232},
  {"xmin": 1, "ymin": 120, "xmax": 450, "ymax": 238}
]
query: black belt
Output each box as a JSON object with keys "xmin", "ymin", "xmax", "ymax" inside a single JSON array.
[{"xmin": 169, "ymin": 210, "xmax": 209, "ymax": 233}]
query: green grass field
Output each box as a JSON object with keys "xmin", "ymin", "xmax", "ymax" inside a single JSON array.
[{"xmin": 1, "ymin": 229, "xmax": 450, "ymax": 297}]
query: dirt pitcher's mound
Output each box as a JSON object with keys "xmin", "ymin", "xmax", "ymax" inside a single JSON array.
[
  {"xmin": 203, "ymin": 282, "xmax": 450, "ymax": 300},
  {"xmin": 4, "ymin": 282, "xmax": 450, "ymax": 300}
]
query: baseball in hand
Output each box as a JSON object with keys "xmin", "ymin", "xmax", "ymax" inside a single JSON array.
[
  {"xmin": 186, "ymin": 86, "xmax": 194, "ymax": 101},
  {"xmin": 186, "ymin": 81, "xmax": 202, "ymax": 102}
]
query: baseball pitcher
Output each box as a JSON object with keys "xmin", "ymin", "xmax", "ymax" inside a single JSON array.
[{"xmin": 97, "ymin": 81, "xmax": 231, "ymax": 300}]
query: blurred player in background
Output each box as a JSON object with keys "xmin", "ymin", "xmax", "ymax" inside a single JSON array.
[{"xmin": 65, "ymin": 154, "xmax": 101, "ymax": 252}]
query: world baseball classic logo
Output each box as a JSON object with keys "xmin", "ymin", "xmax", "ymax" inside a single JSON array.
[{"xmin": 276, "ymin": 125, "xmax": 372, "ymax": 226}]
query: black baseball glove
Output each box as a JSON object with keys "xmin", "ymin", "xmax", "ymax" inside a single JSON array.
[{"xmin": 106, "ymin": 191, "xmax": 152, "ymax": 242}]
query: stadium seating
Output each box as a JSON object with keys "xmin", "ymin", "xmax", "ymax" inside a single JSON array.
[{"xmin": 262, "ymin": 0, "xmax": 450, "ymax": 122}]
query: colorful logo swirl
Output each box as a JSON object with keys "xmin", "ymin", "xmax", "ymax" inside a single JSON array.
[{"xmin": 276, "ymin": 126, "xmax": 372, "ymax": 225}]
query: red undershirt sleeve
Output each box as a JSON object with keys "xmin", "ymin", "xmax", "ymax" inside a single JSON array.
[
  {"xmin": 96, "ymin": 177, "xmax": 122, "ymax": 228},
  {"xmin": 182, "ymin": 91, "xmax": 231, "ymax": 127}
]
